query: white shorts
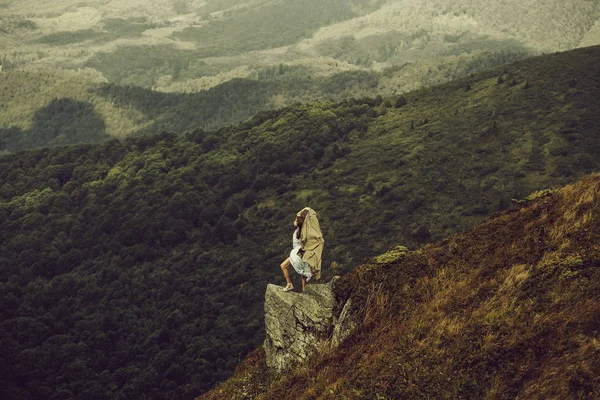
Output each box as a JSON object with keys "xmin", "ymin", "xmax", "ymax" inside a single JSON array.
[{"xmin": 289, "ymin": 247, "xmax": 312, "ymax": 280}]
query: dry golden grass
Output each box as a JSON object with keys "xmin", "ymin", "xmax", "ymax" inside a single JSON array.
[{"xmin": 550, "ymin": 174, "xmax": 600, "ymax": 243}]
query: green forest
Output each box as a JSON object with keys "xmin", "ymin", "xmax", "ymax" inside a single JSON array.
[{"xmin": 1, "ymin": 46, "xmax": 599, "ymax": 399}]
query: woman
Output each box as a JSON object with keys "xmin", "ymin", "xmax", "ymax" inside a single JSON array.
[{"xmin": 280, "ymin": 207, "xmax": 324, "ymax": 292}]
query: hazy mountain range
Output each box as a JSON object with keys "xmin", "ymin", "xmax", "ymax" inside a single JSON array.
[
  {"xmin": 1, "ymin": 0, "xmax": 599, "ymax": 149},
  {"xmin": 3, "ymin": 0, "xmax": 599, "ymax": 82}
]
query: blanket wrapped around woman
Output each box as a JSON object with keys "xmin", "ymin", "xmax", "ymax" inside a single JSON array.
[{"xmin": 295, "ymin": 207, "xmax": 324, "ymax": 280}]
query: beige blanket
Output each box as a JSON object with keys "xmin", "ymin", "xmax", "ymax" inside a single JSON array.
[{"xmin": 298, "ymin": 207, "xmax": 324, "ymax": 280}]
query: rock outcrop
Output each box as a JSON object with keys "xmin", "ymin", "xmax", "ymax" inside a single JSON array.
[
  {"xmin": 262, "ymin": 250, "xmax": 413, "ymax": 373},
  {"xmin": 264, "ymin": 277, "xmax": 352, "ymax": 373}
]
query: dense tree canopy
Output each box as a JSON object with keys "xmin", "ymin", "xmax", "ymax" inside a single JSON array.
[{"xmin": 0, "ymin": 100, "xmax": 373, "ymax": 399}]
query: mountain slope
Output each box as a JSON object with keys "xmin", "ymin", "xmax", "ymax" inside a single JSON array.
[
  {"xmin": 1, "ymin": 46, "xmax": 599, "ymax": 399},
  {"xmin": 199, "ymin": 172, "xmax": 600, "ymax": 400}
]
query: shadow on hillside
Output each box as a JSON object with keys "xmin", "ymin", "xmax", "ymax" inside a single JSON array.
[{"xmin": 0, "ymin": 98, "xmax": 109, "ymax": 152}]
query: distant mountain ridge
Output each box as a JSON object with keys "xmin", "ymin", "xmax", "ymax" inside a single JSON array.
[
  {"xmin": 1, "ymin": 1, "xmax": 599, "ymax": 149},
  {"xmin": 0, "ymin": 49, "xmax": 525, "ymax": 152}
]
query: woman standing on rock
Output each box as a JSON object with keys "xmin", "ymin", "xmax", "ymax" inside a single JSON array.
[{"xmin": 280, "ymin": 207, "xmax": 324, "ymax": 292}]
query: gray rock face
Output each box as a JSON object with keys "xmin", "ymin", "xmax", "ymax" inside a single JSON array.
[
  {"xmin": 263, "ymin": 277, "xmax": 345, "ymax": 373},
  {"xmin": 332, "ymin": 297, "xmax": 358, "ymax": 348}
]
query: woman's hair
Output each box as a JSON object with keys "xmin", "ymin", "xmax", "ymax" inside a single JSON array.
[{"xmin": 296, "ymin": 209, "xmax": 309, "ymax": 239}]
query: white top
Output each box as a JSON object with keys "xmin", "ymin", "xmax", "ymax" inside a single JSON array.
[{"xmin": 292, "ymin": 229, "xmax": 303, "ymax": 250}]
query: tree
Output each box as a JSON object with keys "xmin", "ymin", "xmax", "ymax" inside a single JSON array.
[{"xmin": 394, "ymin": 96, "xmax": 407, "ymax": 108}]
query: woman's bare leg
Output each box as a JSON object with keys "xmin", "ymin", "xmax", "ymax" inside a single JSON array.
[
  {"xmin": 301, "ymin": 276, "xmax": 307, "ymax": 292},
  {"xmin": 280, "ymin": 258, "xmax": 292, "ymax": 285}
]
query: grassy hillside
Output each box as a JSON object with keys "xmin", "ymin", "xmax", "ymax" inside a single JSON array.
[
  {"xmin": 200, "ymin": 173, "xmax": 600, "ymax": 400},
  {"xmin": 1, "ymin": 46, "xmax": 599, "ymax": 399}
]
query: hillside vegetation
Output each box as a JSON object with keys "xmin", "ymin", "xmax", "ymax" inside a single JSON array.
[
  {"xmin": 200, "ymin": 173, "xmax": 600, "ymax": 400},
  {"xmin": 0, "ymin": 49, "xmax": 524, "ymax": 152},
  {"xmin": 1, "ymin": 46, "xmax": 599, "ymax": 399}
]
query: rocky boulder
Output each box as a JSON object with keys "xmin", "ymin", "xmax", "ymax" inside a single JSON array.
[{"xmin": 263, "ymin": 277, "xmax": 348, "ymax": 373}]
